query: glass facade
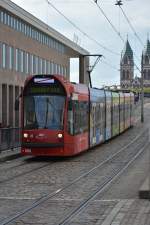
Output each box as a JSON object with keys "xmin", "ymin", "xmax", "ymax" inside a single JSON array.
[
  {"xmin": 0, "ymin": 41, "xmax": 67, "ymax": 76},
  {"xmin": 0, "ymin": 8, "xmax": 66, "ymax": 54}
]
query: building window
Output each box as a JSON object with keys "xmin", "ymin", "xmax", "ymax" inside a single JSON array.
[
  {"xmin": 46, "ymin": 60, "xmax": 50, "ymax": 74},
  {"xmin": 13, "ymin": 17, "xmax": 16, "ymax": 29},
  {"xmin": 4, "ymin": 12, "xmax": 7, "ymax": 25},
  {"xmin": 2, "ymin": 43, "xmax": 6, "ymax": 68},
  {"xmin": 15, "ymin": 49, "xmax": 18, "ymax": 71},
  {"xmin": 0, "ymin": 10, "xmax": 4, "ymax": 23},
  {"xmin": 64, "ymin": 67, "xmax": 67, "ymax": 77},
  {"xmin": 8, "ymin": 46, "xmax": 13, "ymax": 70},
  {"xmin": 20, "ymin": 50, "xmax": 25, "ymax": 73},
  {"xmin": 126, "ymin": 71, "xmax": 130, "ymax": 80},
  {"xmin": 15, "ymin": 49, "xmax": 21, "ymax": 72},
  {"xmin": 30, "ymin": 54, "xmax": 33, "ymax": 74},
  {"xmin": 145, "ymin": 56, "xmax": 149, "ymax": 65},
  {"xmin": 124, "ymin": 56, "xmax": 128, "ymax": 64},
  {"xmin": 42, "ymin": 59, "xmax": 46, "ymax": 74},
  {"xmin": 35, "ymin": 56, "xmax": 37, "ymax": 73},
  {"xmin": 143, "ymin": 70, "xmax": 146, "ymax": 79},
  {"xmin": 0, "ymin": 9, "xmax": 66, "ymax": 54},
  {"xmin": 50, "ymin": 61, "xmax": 53, "ymax": 74},
  {"xmin": 53, "ymin": 63, "xmax": 56, "ymax": 74},
  {"xmin": 10, "ymin": 16, "xmax": 14, "ymax": 28},
  {"xmin": 60, "ymin": 65, "xmax": 64, "ymax": 75},
  {"xmin": 25, "ymin": 52, "xmax": 29, "ymax": 74}
]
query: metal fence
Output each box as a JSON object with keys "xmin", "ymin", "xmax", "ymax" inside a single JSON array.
[{"xmin": 0, "ymin": 128, "xmax": 21, "ymax": 152}]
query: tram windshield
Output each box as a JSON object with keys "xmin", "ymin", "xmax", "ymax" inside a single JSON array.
[{"xmin": 24, "ymin": 95, "xmax": 65, "ymax": 130}]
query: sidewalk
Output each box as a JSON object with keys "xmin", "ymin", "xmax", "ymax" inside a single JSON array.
[
  {"xmin": 0, "ymin": 147, "xmax": 21, "ymax": 162},
  {"xmin": 139, "ymin": 178, "xmax": 150, "ymax": 199}
]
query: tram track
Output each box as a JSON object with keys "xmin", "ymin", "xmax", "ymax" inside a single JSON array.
[
  {"xmin": 0, "ymin": 126, "xmax": 146, "ymax": 186},
  {"xmin": 0, "ymin": 156, "xmax": 64, "ymax": 185},
  {"xmin": 58, "ymin": 143, "xmax": 148, "ymax": 225},
  {"xmin": 0, "ymin": 162, "xmax": 54, "ymax": 185},
  {"xmin": 0, "ymin": 124, "xmax": 145, "ymax": 186},
  {"xmin": 0, "ymin": 128, "xmax": 148, "ymax": 225}
]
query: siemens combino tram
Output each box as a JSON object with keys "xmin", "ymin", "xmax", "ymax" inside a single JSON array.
[{"xmin": 20, "ymin": 74, "xmax": 134, "ymax": 156}]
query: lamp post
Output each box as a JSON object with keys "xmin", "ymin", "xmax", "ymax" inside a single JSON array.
[
  {"xmin": 83, "ymin": 54, "xmax": 103, "ymax": 88},
  {"xmin": 141, "ymin": 54, "xmax": 144, "ymax": 123}
]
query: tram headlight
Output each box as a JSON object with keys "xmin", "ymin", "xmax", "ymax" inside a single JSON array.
[
  {"xmin": 23, "ymin": 133, "xmax": 28, "ymax": 138},
  {"xmin": 58, "ymin": 133, "xmax": 63, "ymax": 138}
]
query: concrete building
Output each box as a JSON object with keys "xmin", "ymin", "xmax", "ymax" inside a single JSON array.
[
  {"xmin": 120, "ymin": 40, "xmax": 134, "ymax": 88},
  {"xmin": 0, "ymin": 0, "xmax": 89, "ymax": 128}
]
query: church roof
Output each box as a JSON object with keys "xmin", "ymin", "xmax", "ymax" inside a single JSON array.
[
  {"xmin": 122, "ymin": 40, "xmax": 133, "ymax": 58},
  {"xmin": 143, "ymin": 39, "xmax": 150, "ymax": 56}
]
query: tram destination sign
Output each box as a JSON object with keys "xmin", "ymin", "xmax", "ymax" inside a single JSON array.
[
  {"xmin": 34, "ymin": 78, "xmax": 55, "ymax": 84},
  {"xmin": 29, "ymin": 86, "xmax": 64, "ymax": 94},
  {"xmin": 25, "ymin": 83, "xmax": 65, "ymax": 95}
]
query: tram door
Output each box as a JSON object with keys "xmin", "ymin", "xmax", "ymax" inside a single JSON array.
[
  {"xmin": 90, "ymin": 89, "xmax": 105, "ymax": 147},
  {"xmin": 105, "ymin": 91, "xmax": 112, "ymax": 140}
]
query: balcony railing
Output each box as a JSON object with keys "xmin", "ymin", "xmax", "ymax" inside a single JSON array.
[{"xmin": 0, "ymin": 128, "xmax": 21, "ymax": 152}]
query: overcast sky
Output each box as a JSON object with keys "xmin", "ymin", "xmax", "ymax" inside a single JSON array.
[{"xmin": 12, "ymin": 0, "xmax": 150, "ymax": 87}]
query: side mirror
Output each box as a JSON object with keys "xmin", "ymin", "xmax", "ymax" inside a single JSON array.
[{"xmin": 15, "ymin": 99, "xmax": 19, "ymax": 111}]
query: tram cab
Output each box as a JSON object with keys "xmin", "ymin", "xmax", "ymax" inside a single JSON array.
[{"xmin": 21, "ymin": 75, "xmax": 89, "ymax": 156}]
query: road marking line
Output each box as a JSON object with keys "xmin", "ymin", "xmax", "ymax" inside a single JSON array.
[
  {"xmin": 95, "ymin": 200, "xmax": 127, "ymax": 225},
  {"xmin": 0, "ymin": 196, "xmax": 37, "ymax": 200}
]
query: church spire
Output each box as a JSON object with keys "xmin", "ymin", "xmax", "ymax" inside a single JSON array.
[
  {"xmin": 120, "ymin": 39, "xmax": 134, "ymax": 88},
  {"xmin": 143, "ymin": 38, "xmax": 150, "ymax": 56},
  {"xmin": 122, "ymin": 39, "xmax": 133, "ymax": 59}
]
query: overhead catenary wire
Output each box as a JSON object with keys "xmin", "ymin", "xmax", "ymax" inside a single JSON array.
[
  {"xmin": 93, "ymin": 0, "xmax": 141, "ymax": 73},
  {"xmin": 46, "ymin": 0, "xmax": 119, "ymax": 56},
  {"xmin": 101, "ymin": 57, "xmax": 119, "ymax": 71},
  {"xmin": 92, "ymin": 0, "xmax": 125, "ymax": 43},
  {"xmin": 47, "ymin": 0, "xmax": 141, "ymax": 74},
  {"xmin": 119, "ymin": 4, "xmax": 144, "ymax": 46}
]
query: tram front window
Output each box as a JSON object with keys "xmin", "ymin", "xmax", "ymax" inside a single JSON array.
[{"xmin": 24, "ymin": 95, "xmax": 65, "ymax": 130}]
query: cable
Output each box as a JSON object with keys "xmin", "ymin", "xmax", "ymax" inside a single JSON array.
[
  {"xmin": 46, "ymin": 0, "xmax": 120, "ymax": 56},
  {"xmin": 47, "ymin": 0, "xmax": 141, "ymax": 73},
  {"xmin": 101, "ymin": 57, "xmax": 119, "ymax": 71},
  {"xmin": 92, "ymin": 0, "xmax": 125, "ymax": 43},
  {"xmin": 92, "ymin": 0, "xmax": 141, "ymax": 73},
  {"xmin": 119, "ymin": 5, "xmax": 144, "ymax": 46}
]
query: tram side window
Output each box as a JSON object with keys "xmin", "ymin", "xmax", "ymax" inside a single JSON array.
[
  {"xmin": 67, "ymin": 100, "xmax": 74, "ymax": 135},
  {"xmin": 67, "ymin": 100, "xmax": 88, "ymax": 135},
  {"xmin": 74, "ymin": 101, "xmax": 80, "ymax": 134},
  {"xmin": 74, "ymin": 101, "xmax": 88, "ymax": 135}
]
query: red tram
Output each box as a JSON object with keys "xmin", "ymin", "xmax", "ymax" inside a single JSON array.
[{"xmin": 19, "ymin": 74, "xmax": 134, "ymax": 156}]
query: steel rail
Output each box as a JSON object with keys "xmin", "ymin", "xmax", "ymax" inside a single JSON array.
[
  {"xmin": 0, "ymin": 161, "xmax": 55, "ymax": 185},
  {"xmin": 58, "ymin": 142, "xmax": 148, "ymax": 225},
  {"xmin": 0, "ymin": 129, "xmax": 147, "ymax": 225}
]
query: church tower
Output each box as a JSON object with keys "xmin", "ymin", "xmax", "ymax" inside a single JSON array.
[
  {"xmin": 142, "ymin": 39, "xmax": 150, "ymax": 87},
  {"xmin": 120, "ymin": 40, "xmax": 134, "ymax": 88}
]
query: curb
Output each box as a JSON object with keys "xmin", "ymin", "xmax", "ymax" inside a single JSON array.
[
  {"xmin": 0, "ymin": 148, "xmax": 21, "ymax": 162},
  {"xmin": 139, "ymin": 178, "xmax": 150, "ymax": 199}
]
